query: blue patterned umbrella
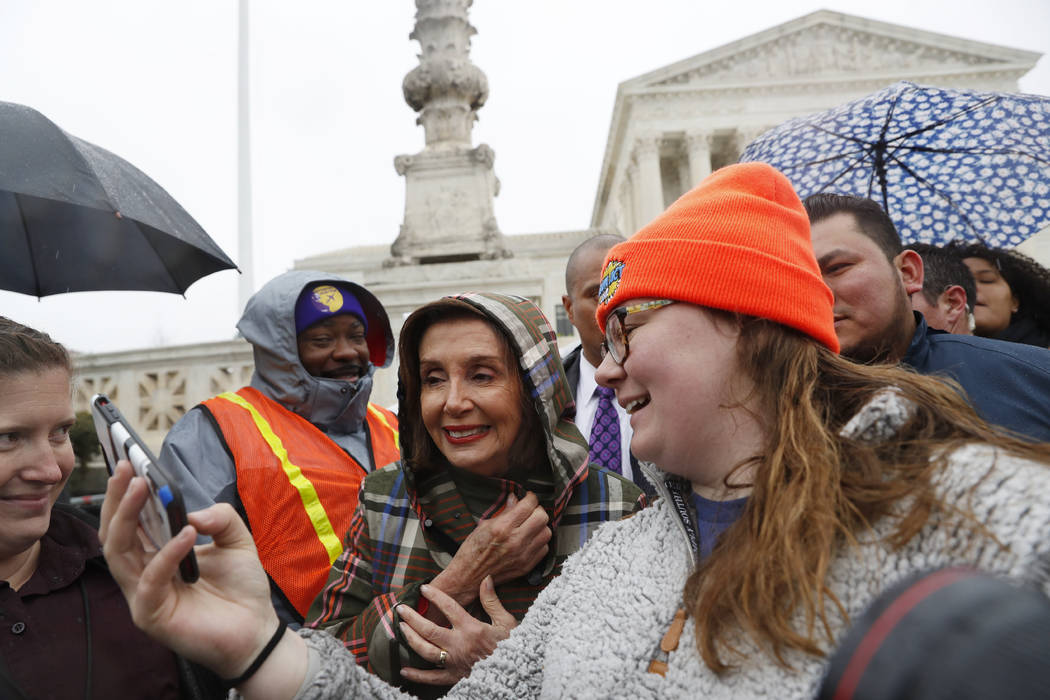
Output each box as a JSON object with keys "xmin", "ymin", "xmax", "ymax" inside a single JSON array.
[{"xmin": 739, "ymin": 81, "xmax": 1050, "ymax": 246}]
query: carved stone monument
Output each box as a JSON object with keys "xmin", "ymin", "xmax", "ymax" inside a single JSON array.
[{"xmin": 389, "ymin": 0, "xmax": 508, "ymax": 265}]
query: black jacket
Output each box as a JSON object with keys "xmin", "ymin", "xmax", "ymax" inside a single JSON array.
[{"xmin": 903, "ymin": 313, "xmax": 1050, "ymax": 442}]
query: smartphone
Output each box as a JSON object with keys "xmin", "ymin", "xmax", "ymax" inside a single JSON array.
[{"xmin": 91, "ymin": 394, "xmax": 199, "ymax": 583}]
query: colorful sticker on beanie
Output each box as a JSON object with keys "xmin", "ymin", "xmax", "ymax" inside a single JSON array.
[
  {"xmin": 310, "ymin": 285, "xmax": 344, "ymax": 314},
  {"xmin": 598, "ymin": 260, "xmax": 624, "ymax": 306}
]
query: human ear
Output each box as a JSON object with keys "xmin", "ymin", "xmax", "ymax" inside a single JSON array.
[
  {"xmin": 561, "ymin": 294, "xmax": 575, "ymax": 325},
  {"xmin": 940, "ymin": 285, "xmax": 968, "ymax": 330},
  {"xmin": 896, "ymin": 250, "xmax": 924, "ymax": 296}
]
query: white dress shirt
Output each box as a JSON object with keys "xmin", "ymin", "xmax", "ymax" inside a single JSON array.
[{"xmin": 574, "ymin": 353, "xmax": 635, "ymax": 481}]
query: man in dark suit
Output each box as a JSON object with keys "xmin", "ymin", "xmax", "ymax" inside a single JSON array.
[{"xmin": 562, "ymin": 234, "xmax": 654, "ymax": 497}]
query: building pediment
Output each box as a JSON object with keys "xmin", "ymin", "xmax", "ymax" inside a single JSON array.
[{"xmin": 626, "ymin": 10, "xmax": 1038, "ymax": 91}]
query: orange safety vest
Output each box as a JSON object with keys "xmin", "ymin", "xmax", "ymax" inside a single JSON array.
[{"xmin": 202, "ymin": 386, "xmax": 400, "ymax": 618}]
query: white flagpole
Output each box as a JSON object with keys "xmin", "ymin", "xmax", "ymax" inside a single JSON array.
[{"xmin": 237, "ymin": 0, "xmax": 254, "ymax": 313}]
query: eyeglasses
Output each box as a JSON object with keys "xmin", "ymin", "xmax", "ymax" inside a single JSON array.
[{"xmin": 601, "ymin": 300, "xmax": 676, "ymax": 365}]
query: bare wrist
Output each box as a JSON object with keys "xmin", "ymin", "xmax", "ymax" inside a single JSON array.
[
  {"xmin": 236, "ymin": 630, "xmax": 309, "ymax": 699},
  {"xmin": 430, "ymin": 569, "xmax": 478, "ymax": 607}
]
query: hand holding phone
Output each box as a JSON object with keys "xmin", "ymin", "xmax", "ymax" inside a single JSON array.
[{"xmin": 91, "ymin": 394, "xmax": 199, "ymax": 583}]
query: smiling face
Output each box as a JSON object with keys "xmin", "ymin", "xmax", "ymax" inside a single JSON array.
[
  {"xmin": 963, "ymin": 257, "xmax": 1018, "ymax": 337},
  {"xmin": 0, "ymin": 367, "xmax": 76, "ymax": 562},
  {"xmin": 418, "ymin": 317, "xmax": 525, "ymax": 478},
  {"xmin": 595, "ymin": 300, "xmax": 764, "ymax": 497},
  {"xmin": 810, "ymin": 212, "xmax": 916, "ymax": 363},
  {"xmin": 296, "ymin": 314, "xmax": 370, "ymax": 382}
]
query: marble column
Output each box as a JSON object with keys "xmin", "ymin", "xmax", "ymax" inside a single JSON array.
[
  {"xmin": 626, "ymin": 162, "xmax": 642, "ymax": 233},
  {"xmin": 685, "ymin": 130, "xmax": 714, "ymax": 187},
  {"xmin": 676, "ymin": 153, "xmax": 692, "ymax": 200},
  {"xmin": 633, "ymin": 134, "xmax": 664, "ymax": 225}
]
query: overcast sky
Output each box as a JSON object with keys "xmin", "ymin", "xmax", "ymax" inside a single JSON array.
[{"xmin": 2, "ymin": 1, "xmax": 1048, "ymax": 353}]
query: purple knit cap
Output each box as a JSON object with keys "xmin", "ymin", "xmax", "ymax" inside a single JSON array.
[{"xmin": 294, "ymin": 283, "xmax": 367, "ymax": 334}]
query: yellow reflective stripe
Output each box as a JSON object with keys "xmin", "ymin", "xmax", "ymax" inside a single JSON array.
[
  {"xmin": 217, "ymin": 392, "xmax": 342, "ymax": 564},
  {"xmin": 367, "ymin": 403, "xmax": 400, "ymax": 450}
]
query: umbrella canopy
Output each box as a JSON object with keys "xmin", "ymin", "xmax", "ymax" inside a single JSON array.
[
  {"xmin": 0, "ymin": 101, "xmax": 237, "ymax": 297},
  {"xmin": 740, "ymin": 81, "xmax": 1050, "ymax": 246}
]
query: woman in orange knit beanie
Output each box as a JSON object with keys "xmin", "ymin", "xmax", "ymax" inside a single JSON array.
[
  {"xmin": 589, "ymin": 161, "xmax": 1050, "ymax": 687},
  {"xmin": 100, "ymin": 162, "xmax": 1050, "ymax": 699}
]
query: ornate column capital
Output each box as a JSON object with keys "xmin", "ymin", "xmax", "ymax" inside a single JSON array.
[
  {"xmin": 632, "ymin": 133, "xmax": 662, "ymax": 161},
  {"xmin": 684, "ymin": 130, "xmax": 716, "ymax": 153},
  {"xmin": 684, "ymin": 130, "xmax": 713, "ymax": 187}
]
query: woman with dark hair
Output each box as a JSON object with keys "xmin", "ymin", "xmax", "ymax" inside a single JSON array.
[
  {"xmin": 0, "ymin": 317, "xmax": 214, "ymax": 699},
  {"xmin": 99, "ymin": 164, "xmax": 1050, "ymax": 699},
  {"xmin": 304, "ymin": 292, "xmax": 643, "ymax": 695},
  {"xmin": 954, "ymin": 241, "xmax": 1050, "ymax": 348}
]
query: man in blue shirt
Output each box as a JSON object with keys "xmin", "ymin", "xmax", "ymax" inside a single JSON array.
[{"xmin": 804, "ymin": 193, "xmax": 1050, "ymax": 443}]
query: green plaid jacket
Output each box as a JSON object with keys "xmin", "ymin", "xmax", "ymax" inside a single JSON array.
[{"xmin": 305, "ymin": 292, "xmax": 646, "ymax": 694}]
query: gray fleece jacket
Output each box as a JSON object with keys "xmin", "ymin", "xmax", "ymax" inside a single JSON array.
[
  {"xmin": 291, "ymin": 390, "xmax": 1050, "ymax": 699},
  {"xmin": 159, "ymin": 270, "xmax": 394, "ymax": 623}
]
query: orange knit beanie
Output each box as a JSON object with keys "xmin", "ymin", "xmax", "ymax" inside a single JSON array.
[{"xmin": 595, "ymin": 162, "xmax": 839, "ymax": 352}]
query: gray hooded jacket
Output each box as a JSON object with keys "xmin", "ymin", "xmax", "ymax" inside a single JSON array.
[{"xmin": 159, "ymin": 270, "xmax": 394, "ymax": 622}]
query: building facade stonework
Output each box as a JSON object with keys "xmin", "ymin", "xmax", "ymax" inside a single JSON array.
[
  {"xmin": 590, "ymin": 10, "xmax": 1039, "ymax": 235},
  {"xmin": 73, "ymin": 9, "xmax": 1044, "ymax": 452}
]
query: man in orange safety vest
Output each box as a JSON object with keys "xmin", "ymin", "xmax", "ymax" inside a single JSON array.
[{"xmin": 159, "ymin": 270, "xmax": 400, "ymax": 624}]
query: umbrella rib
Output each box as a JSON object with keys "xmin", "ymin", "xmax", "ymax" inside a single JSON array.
[
  {"xmin": 790, "ymin": 148, "xmax": 869, "ymax": 169},
  {"xmin": 901, "ymin": 144, "xmax": 1050, "ymax": 165},
  {"xmin": 810, "ymin": 149, "xmax": 875, "ymax": 193},
  {"xmin": 61, "ymin": 138, "xmax": 188, "ymax": 294},
  {"xmin": 885, "ymin": 95, "xmax": 1000, "ymax": 144},
  {"xmin": 887, "ymin": 153, "xmax": 978, "ymax": 239},
  {"xmin": 131, "ymin": 220, "xmax": 190, "ymax": 295},
  {"xmin": 806, "ymin": 123, "xmax": 870, "ymax": 147},
  {"xmin": 775, "ymin": 151, "xmax": 867, "ymax": 175},
  {"xmin": 15, "ymin": 194, "xmax": 44, "ymax": 298}
]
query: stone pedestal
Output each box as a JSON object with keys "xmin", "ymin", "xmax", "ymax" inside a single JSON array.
[{"xmin": 390, "ymin": 144, "xmax": 505, "ymax": 264}]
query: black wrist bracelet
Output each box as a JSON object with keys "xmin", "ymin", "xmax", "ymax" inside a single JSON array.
[{"xmin": 223, "ymin": 620, "xmax": 288, "ymax": 688}]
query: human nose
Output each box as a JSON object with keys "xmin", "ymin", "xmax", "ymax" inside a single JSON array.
[
  {"xmin": 594, "ymin": 350, "xmax": 624, "ymax": 388},
  {"xmin": 331, "ymin": 336, "xmax": 358, "ymax": 361},
  {"xmin": 22, "ymin": 439, "xmax": 66, "ymax": 484},
  {"xmin": 443, "ymin": 377, "xmax": 473, "ymax": 415}
]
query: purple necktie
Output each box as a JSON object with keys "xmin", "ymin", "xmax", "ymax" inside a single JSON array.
[{"xmin": 589, "ymin": 386, "xmax": 622, "ymax": 474}]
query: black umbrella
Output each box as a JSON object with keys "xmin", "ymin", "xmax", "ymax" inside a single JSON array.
[{"xmin": 0, "ymin": 101, "xmax": 237, "ymax": 297}]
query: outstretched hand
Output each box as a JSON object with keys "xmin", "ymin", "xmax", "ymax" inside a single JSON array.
[
  {"xmin": 397, "ymin": 576, "xmax": 517, "ymax": 686},
  {"xmin": 99, "ymin": 461, "xmax": 300, "ymax": 684}
]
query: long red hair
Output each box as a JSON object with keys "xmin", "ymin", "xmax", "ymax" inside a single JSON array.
[{"xmin": 685, "ymin": 314, "xmax": 1050, "ymax": 672}]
